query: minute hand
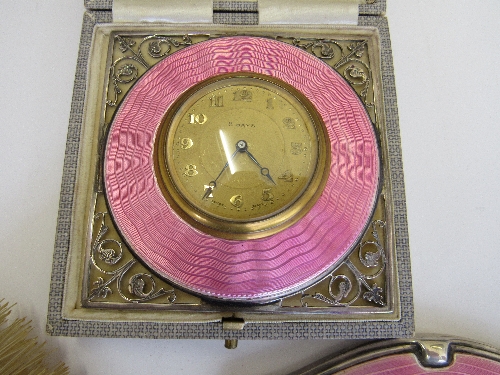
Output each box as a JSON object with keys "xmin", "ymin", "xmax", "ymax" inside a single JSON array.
[
  {"xmin": 202, "ymin": 147, "xmax": 239, "ymax": 200},
  {"xmin": 244, "ymin": 149, "xmax": 276, "ymax": 185}
]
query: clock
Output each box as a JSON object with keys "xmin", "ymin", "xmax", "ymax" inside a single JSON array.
[
  {"xmin": 155, "ymin": 72, "xmax": 330, "ymax": 239},
  {"xmin": 104, "ymin": 36, "xmax": 380, "ymax": 303}
]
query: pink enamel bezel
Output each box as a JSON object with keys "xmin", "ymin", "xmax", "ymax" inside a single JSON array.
[
  {"xmin": 338, "ymin": 353, "xmax": 500, "ymax": 374},
  {"xmin": 104, "ymin": 36, "xmax": 380, "ymax": 303}
]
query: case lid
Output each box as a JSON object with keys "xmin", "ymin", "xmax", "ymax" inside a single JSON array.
[{"xmin": 85, "ymin": 0, "xmax": 386, "ymax": 23}]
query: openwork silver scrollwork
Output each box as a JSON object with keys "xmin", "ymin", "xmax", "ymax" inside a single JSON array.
[
  {"xmin": 106, "ymin": 34, "xmax": 193, "ymax": 107},
  {"xmin": 146, "ymin": 34, "xmax": 193, "ymax": 58},
  {"xmin": 292, "ymin": 38, "xmax": 341, "ymax": 60},
  {"xmin": 106, "ymin": 60, "xmax": 139, "ymax": 107},
  {"xmin": 86, "ymin": 212, "xmax": 176, "ymax": 304},
  {"xmin": 286, "ymin": 38, "xmax": 375, "ymax": 111},
  {"xmin": 301, "ymin": 220, "xmax": 386, "ymax": 307}
]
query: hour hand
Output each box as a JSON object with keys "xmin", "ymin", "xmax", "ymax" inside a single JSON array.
[
  {"xmin": 202, "ymin": 143, "xmax": 240, "ymax": 199},
  {"xmin": 244, "ymin": 149, "xmax": 276, "ymax": 185}
]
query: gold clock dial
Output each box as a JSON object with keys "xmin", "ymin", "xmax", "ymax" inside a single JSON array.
[{"xmin": 155, "ymin": 73, "xmax": 330, "ymax": 239}]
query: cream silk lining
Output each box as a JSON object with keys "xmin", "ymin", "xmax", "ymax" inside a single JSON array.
[{"xmin": 113, "ymin": 0, "xmax": 360, "ymax": 24}]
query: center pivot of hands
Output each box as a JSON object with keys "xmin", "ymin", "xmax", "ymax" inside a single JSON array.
[{"xmin": 236, "ymin": 140, "xmax": 248, "ymax": 152}]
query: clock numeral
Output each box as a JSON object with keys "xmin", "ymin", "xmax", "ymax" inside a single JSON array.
[
  {"xmin": 203, "ymin": 184, "xmax": 214, "ymax": 199},
  {"xmin": 180, "ymin": 138, "xmax": 193, "ymax": 149},
  {"xmin": 230, "ymin": 195, "xmax": 243, "ymax": 208},
  {"xmin": 283, "ymin": 117, "xmax": 296, "ymax": 129},
  {"xmin": 262, "ymin": 188, "xmax": 274, "ymax": 201},
  {"xmin": 183, "ymin": 164, "xmax": 198, "ymax": 177},
  {"xmin": 266, "ymin": 98, "xmax": 274, "ymax": 110},
  {"xmin": 233, "ymin": 89, "xmax": 252, "ymax": 102},
  {"xmin": 189, "ymin": 113, "xmax": 207, "ymax": 125},
  {"xmin": 278, "ymin": 170, "xmax": 294, "ymax": 182},
  {"xmin": 291, "ymin": 142, "xmax": 304, "ymax": 155},
  {"xmin": 209, "ymin": 95, "xmax": 224, "ymax": 107}
]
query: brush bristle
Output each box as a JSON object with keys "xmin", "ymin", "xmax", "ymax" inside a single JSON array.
[{"xmin": 0, "ymin": 300, "xmax": 69, "ymax": 375}]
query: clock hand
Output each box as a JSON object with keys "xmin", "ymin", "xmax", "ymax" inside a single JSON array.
[
  {"xmin": 202, "ymin": 142, "xmax": 242, "ymax": 199},
  {"xmin": 244, "ymin": 148, "xmax": 276, "ymax": 185}
]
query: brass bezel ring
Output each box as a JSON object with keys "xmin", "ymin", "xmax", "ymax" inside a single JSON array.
[{"xmin": 154, "ymin": 72, "xmax": 331, "ymax": 240}]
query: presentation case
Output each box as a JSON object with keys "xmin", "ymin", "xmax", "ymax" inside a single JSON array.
[{"xmin": 47, "ymin": 0, "xmax": 413, "ymax": 347}]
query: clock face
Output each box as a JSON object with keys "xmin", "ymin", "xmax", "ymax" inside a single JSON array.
[
  {"xmin": 155, "ymin": 74, "xmax": 329, "ymax": 239},
  {"xmin": 104, "ymin": 36, "xmax": 380, "ymax": 303}
]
